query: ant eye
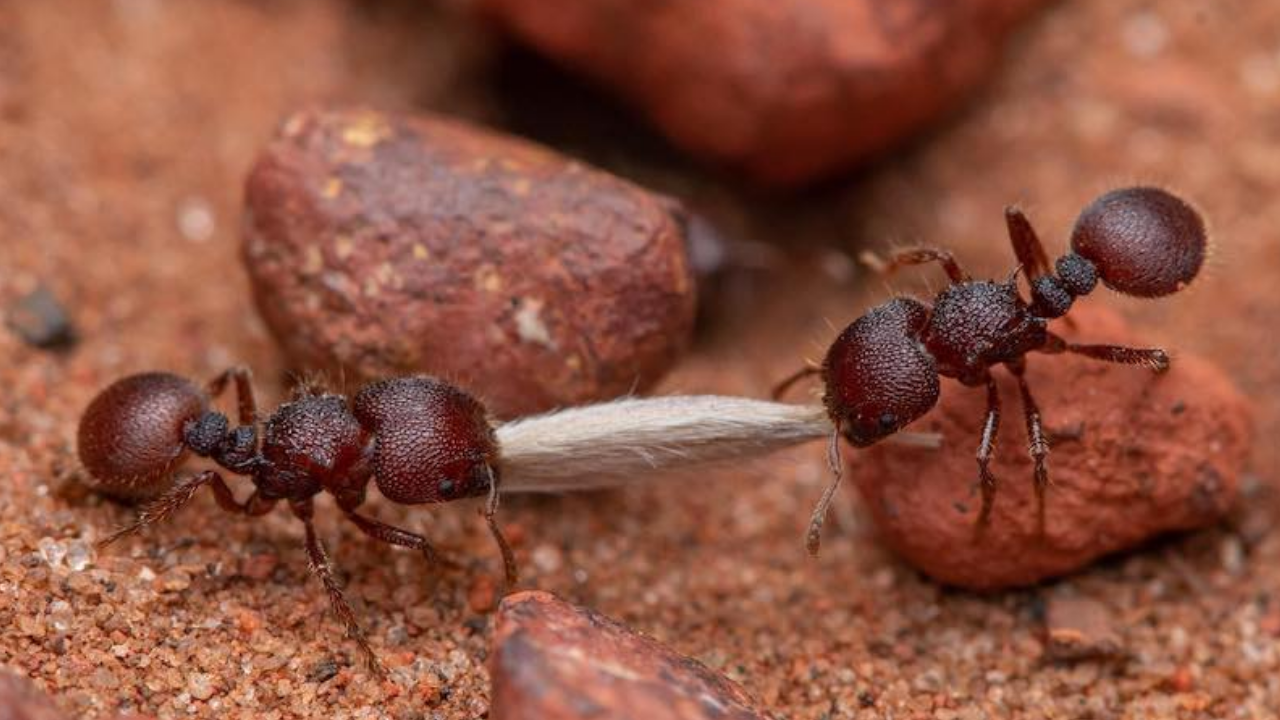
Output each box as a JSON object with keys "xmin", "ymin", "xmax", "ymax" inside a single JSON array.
[
  {"xmin": 879, "ymin": 413, "xmax": 898, "ymax": 431},
  {"xmin": 438, "ymin": 479, "xmax": 456, "ymax": 497}
]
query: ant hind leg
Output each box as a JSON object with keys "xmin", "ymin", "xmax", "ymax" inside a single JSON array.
[
  {"xmin": 1004, "ymin": 207, "xmax": 1052, "ymax": 279},
  {"xmin": 206, "ymin": 366, "xmax": 258, "ymax": 426},
  {"xmin": 1041, "ymin": 333, "xmax": 1170, "ymax": 372}
]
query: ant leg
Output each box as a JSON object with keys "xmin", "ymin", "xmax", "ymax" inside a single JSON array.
[
  {"xmin": 974, "ymin": 373, "xmax": 1002, "ymax": 534},
  {"xmin": 208, "ymin": 481, "xmax": 277, "ymax": 517},
  {"xmin": 1004, "ymin": 207, "xmax": 1051, "ymax": 279},
  {"xmin": 1041, "ymin": 333, "xmax": 1170, "ymax": 372},
  {"xmin": 484, "ymin": 465, "xmax": 519, "ymax": 587},
  {"xmin": 805, "ymin": 424, "xmax": 845, "ymax": 556},
  {"xmin": 99, "ymin": 470, "xmax": 224, "ymax": 546},
  {"xmin": 341, "ymin": 511, "xmax": 458, "ymax": 571},
  {"xmin": 99, "ymin": 471, "xmax": 274, "ymax": 546},
  {"xmin": 860, "ymin": 247, "xmax": 970, "ymax": 284},
  {"xmin": 772, "ymin": 364, "xmax": 821, "ymax": 400},
  {"xmin": 292, "ymin": 498, "xmax": 384, "ymax": 677},
  {"xmin": 1007, "ymin": 362, "xmax": 1050, "ymax": 537},
  {"xmin": 207, "ymin": 366, "xmax": 257, "ymax": 426}
]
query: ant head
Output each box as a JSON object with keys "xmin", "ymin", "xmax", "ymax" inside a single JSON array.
[
  {"xmin": 77, "ymin": 372, "xmax": 209, "ymax": 499},
  {"xmin": 258, "ymin": 394, "xmax": 367, "ymax": 497},
  {"xmin": 822, "ymin": 298, "xmax": 940, "ymax": 447},
  {"xmin": 1070, "ymin": 186, "xmax": 1207, "ymax": 298},
  {"xmin": 352, "ymin": 377, "xmax": 498, "ymax": 505}
]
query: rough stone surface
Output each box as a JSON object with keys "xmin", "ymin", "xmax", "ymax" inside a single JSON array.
[
  {"xmin": 491, "ymin": 591, "xmax": 765, "ymax": 720},
  {"xmin": 849, "ymin": 305, "xmax": 1252, "ymax": 589},
  {"xmin": 476, "ymin": 0, "xmax": 1049, "ymax": 187},
  {"xmin": 243, "ymin": 108, "xmax": 696, "ymax": 418}
]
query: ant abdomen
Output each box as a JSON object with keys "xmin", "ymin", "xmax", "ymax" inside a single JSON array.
[
  {"xmin": 823, "ymin": 298, "xmax": 940, "ymax": 447},
  {"xmin": 77, "ymin": 372, "xmax": 209, "ymax": 499},
  {"xmin": 1070, "ymin": 186, "xmax": 1207, "ymax": 298},
  {"xmin": 352, "ymin": 377, "xmax": 499, "ymax": 504}
]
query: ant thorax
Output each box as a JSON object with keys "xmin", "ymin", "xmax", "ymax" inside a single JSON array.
[
  {"xmin": 255, "ymin": 394, "xmax": 370, "ymax": 501},
  {"xmin": 921, "ymin": 279, "xmax": 1048, "ymax": 385}
]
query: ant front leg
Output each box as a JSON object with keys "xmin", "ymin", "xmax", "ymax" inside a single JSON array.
[
  {"xmin": 342, "ymin": 511, "xmax": 458, "ymax": 571},
  {"xmin": 1041, "ymin": 333, "xmax": 1170, "ymax": 372},
  {"xmin": 292, "ymin": 498, "xmax": 384, "ymax": 677},
  {"xmin": 1006, "ymin": 360, "xmax": 1050, "ymax": 537},
  {"xmin": 1004, "ymin": 207, "xmax": 1052, "ymax": 279},
  {"xmin": 974, "ymin": 372, "xmax": 1002, "ymax": 535},
  {"xmin": 483, "ymin": 465, "xmax": 519, "ymax": 586},
  {"xmin": 99, "ymin": 469, "xmax": 238, "ymax": 546},
  {"xmin": 805, "ymin": 424, "xmax": 845, "ymax": 556},
  {"xmin": 861, "ymin": 247, "xmax": 971, "ymax": 284},
  {"xmin": 207, "ymin": 366, "xmax": 258, "ymax": 427},
  {"xmin": 772, "ymin": 364, "xmax": 821, "ymax": 400}
]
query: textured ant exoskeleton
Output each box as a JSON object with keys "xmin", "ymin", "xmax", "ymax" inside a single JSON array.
[
  {"xmin": 78, "ymin": 370, "xmax": 516, "ymax": 674},
  {"xmin": 777, "ymin": 186, "xmax": 1208, "ymax": 554}
]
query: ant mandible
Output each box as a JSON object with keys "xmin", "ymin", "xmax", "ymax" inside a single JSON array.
[
  {"xmin": 77, "ymin": 371, "xmax": 517, "ymax": 674},
  {"xmin": 777, "ymin": 186, "xmax": 1208, "ymax": 554}
]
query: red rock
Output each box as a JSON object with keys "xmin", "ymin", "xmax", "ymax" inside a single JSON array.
[
  {"xmin": 476, "ymin": 0, "xmax": 1048, "ymax": 187},
  {"xmin": 491, "ymin": 591, "xmax": 765, "ymax": 720},
  {"xmin": 848, "ymin": 305, "xmax": 1252, "ymax": 589},
  {"xmin": 243, "ymin": 108, "xmax": 696, "ymax": 417}
]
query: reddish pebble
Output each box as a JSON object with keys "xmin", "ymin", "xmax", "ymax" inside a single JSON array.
[
  {"xmin": 467, "ymin": 574, "xmax": 498, "ymax": 614},
  {"xmin": 477, "ymin": 0, "xmax": 1048, "ymax": 187},
  {"xmin": 1043, "ymin": 596, "xmax": 1124, "ymax": 661},
  {"xmin": 849, "ymin": 305, "xmax": 1252, "ymax": 589},
  {"xmin": 243, "ymin": 108, "xmax": 696, "ymax": 417},
  {"xmin": 491, "ymin": 591, "xmax": 765, "ymax": 720}
]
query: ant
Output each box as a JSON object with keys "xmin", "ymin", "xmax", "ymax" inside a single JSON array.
[
  {"xmin": 776, "ymin": 186, "xmax": 1207, "ymax": 554},
  {"xmin": 77, "ymin": 371, "xmax": 517, "ymax": 675}
]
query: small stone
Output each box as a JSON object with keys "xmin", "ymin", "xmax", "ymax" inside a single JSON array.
[
  {"xmin": 306, "ymin": 658, "xmax": 340, "ymax": 684},
  {"xmin": 156, "ymin": 569, "xmax": 191, "ymax": 593},
  {"xmin": 467, "ymin": 574, "xmax": 497, "ymax": 614},
  {"xmin": 491, "ymin": 591, "xmax": 765, "ymax": 719},
  {"xmin": 37, "ymin": 537, "xmax": 66, "ymax": 569},
  {"xmin": 187, "ymin": 673, "xmax": 216, "ymax": 701},
  {"xmin": 64, "ymin": 540, "xmax": 93, "ymax": 572},
  {"xmin": 237, "ymin": 552, "xmax": 278, "ymax": 581},
  {"xmin": 5, "ymin": 285, "xmax": 77, "ymax": 350},
  {"xmin": 1044, "ymin": 596, "xmax": 1124, "ymax": 661},
  {"xmin": 243, "ymin": 108, "xmax": 696, "ymax": 417}
]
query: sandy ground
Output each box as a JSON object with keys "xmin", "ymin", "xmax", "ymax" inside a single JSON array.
[{"xmin": 2, "ymin": 1, "xmax": 1279, "ymax": 718}]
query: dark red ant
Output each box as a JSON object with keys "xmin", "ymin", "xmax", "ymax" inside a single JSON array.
[
  {"xmin": 78, "ymin": 371, "xmax": 516, "ymax": 674},
  {"xmin": 776, "ymin": 186, "xmax": 1207, "ymax": 553}
]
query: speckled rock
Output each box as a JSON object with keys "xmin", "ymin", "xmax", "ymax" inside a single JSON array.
[
  {"xmin": 476, "ymin": 0, "xmax": 1048, "ymax": 187},
  {"xmin": 849, "ymin": 305, "xmax": 1252, "ymax": 589},
  {"xmin": 491, "ymin": 591, "xmax": 765, "ymax": 720},
  {"xmin": 243, "ymin": 108, "xmax": 696, "ymax": 417}
]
